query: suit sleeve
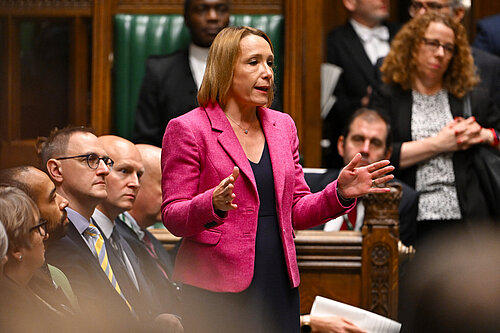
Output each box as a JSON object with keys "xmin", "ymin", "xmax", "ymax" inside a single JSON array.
[
  {"xmin": 161, "ymin": 118, "xmax": 225, "ymax": 237},
  {"xmin": 285, "ymin": 115, "xmax": 355, "ymax": 230},
  {"xmin": 133, "ymin": 59, "xmax": 166, "ymax": 147}
]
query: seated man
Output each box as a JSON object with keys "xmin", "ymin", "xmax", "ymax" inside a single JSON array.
[
  {"xmin": 0, "ymin": 166, "xmax": 81, "ymax": 314},
  {"xmin": 38, "ymin": 127, "xmax": 147, "ymax": 332},
  {"xmin": 92, "ymin": 135, "xmax": 182, "ymax": 326},
  {"xmin": 307, "ymin": 108, "xmax": 418, "ymax": 246},
  {"xmin": 116, "ymin": 144, "xmax": 180, "ymax": 315}
]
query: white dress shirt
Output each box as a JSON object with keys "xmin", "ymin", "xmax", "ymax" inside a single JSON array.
[
  {"xmin": 350, "ymin": 19, "xmax": 390, "ymax": 66},
  {"xmin": 189, "ymin": 43, "xmax": 210, "ymax": 89}
]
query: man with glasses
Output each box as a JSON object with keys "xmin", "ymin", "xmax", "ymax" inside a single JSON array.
[
  {"xmin": 37, "ymin": 127, "xmax": 144, "ymax": 332},
  {"xmin": 323, "ymin": 0, "xmax": 400, "ymax": 169},
  {"xmin": 409, "ymin": 0, "xmax": 500, "ymax": 108}
]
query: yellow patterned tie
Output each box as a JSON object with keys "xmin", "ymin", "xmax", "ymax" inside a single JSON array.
[{"xmin": 85, "ymin": 223, "xmax": 133, "ymax": 312}]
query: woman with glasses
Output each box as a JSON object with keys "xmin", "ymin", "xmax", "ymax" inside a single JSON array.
[
  {"xmin": 371, "ymin": 12, "xmax": 500, "ymax": 244},
  {"xmin": 0, "ymin": 186, "xmax": 81, "ymax": 332}
]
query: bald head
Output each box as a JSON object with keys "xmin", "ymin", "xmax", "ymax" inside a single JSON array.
[
  {"xmin": 97, "ymin": 136, "xmax": 144, "ymax": 220},
  {"xmin": 129, "ymin": 144, "xmax": 162, "ymax": 229}
]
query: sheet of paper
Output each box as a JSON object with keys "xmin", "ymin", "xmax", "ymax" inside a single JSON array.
[
  {"xmin": 311, "ymin": 296, "xmax": 402, "ymax": 333},
  {"xmin": 320, "ymin": 63, "xmax": 343, "ymax": 119}
]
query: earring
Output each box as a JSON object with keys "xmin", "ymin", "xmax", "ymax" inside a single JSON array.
[{"xmin": 18, "ymin": 255, "xmax": 23, "ymax": 261}]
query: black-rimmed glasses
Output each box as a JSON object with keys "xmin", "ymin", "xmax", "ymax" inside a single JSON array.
[
  {"xmin": 56, "ymin": 153, "xmax": 114, "ymax": 170},
  {"xmin": 421, "ymin": 37, "xmax": 455, "ymax": 56},
  {"xmin": 30, "ymin": 219, "xmax": 48, "ymax": 238},
  {"xmin": 409, "ymin": 1, "xmax": 451, "ymax": 17}
]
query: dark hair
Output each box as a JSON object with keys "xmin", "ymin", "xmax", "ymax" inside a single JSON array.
[
  {"xmin": 36, "ymin": 126, "xmax": 94, "ymax": 173},
  {"xmin": 0, "ymin": 166, "xmax": 34, "ymax": 198},
  {"xmin": 341, "ymin": 108, "xmax": 393, "ymax": 152}
]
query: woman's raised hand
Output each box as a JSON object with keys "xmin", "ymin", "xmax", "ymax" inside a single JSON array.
[
  {"xmin": 337, "ymin": 153, "xmax": 394, "ymax": 199},
  {"xmin": 212, "ymin": 166, "xmax": 239, "ymax": 211}
]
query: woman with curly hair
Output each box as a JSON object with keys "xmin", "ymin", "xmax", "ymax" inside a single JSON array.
[{"xmin": 370, "ymin": 12, "xmax": 500, "ymax": 243}]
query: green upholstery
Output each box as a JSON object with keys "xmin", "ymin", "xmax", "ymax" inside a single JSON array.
[{"xmin": 113, "ymin": 14, "xmax": 284, "ymax": 139}]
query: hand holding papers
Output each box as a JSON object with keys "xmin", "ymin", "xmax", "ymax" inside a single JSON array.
[{"xmin": 311, "ymin": 296, "xmax": 402, "ymax": 333}]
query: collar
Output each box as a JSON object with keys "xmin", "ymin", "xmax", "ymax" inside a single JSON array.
[
  {"xmin": 66, "ymin": 207, "xmax": 92, "ymax": 235},
  {"xmin": 91, "ymin": 209, "xmax": 114, "ymax": 239},
  {"xmin": 350, "ymin": 19, "xmax": 389, "ymax": 42},
  {"xmin": 119, "ymin": 212, "xmax": 145, "ymax": 241},
  {"xmin": 189, "ymin": 43, "xmax": 209, "ymax": 63}
]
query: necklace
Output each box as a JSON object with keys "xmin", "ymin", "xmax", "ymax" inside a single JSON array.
[{"xmin": 225, "ymin": 113, "xmax": 251, "ymax": 134}]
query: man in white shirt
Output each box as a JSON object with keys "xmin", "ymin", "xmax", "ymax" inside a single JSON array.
[
  {"xmin": 133, "ymin": 0, "xmax": 230, "ymax": 147},
  {"xmin": 323, "ymin": 0, "xmax": 400, "ymax": 168}
]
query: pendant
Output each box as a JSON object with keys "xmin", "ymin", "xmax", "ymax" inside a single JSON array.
[{"xmin": 244, "ymin": 130, "xmax": 249, "ymax": 134}]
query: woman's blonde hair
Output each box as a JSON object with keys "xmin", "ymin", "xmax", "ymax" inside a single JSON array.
[
  {"xmin": 198, "ymin": 26, "xmax": 275, "ymax": 108},
  {"xmin": 381, "ymin": 12, "xmax": 478, "ymax": 98},
  {"xmin": 0, "ymin": 186, "xmax": 39, "ymax": 250}
]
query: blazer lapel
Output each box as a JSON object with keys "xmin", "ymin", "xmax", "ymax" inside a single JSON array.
[
  {"xmin": 259, "ymin": 107, "xmax": 286, "ymax": 207},
  {"xmin": 204, "ymin": 104, "xmax": 257, "ymax": 192},
  {"xmin": 342, "ymin": 23, "xmax": 379, "ymax": 87}
]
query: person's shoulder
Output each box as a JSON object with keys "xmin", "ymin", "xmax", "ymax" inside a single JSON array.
[
  {"xmin": 327, "ymin": 22, "xmax": 352, "ymax": 41},
  {"xmin": 477, "ymin": 13, "xmax": 500, "ymax": 28},
  {"xmin": 472, "ymin": 46, "xmax": 500, "ymax": 65},
  {"xmin": 146, "ymin": 49, "xmax": 189, "ymax": 68}
]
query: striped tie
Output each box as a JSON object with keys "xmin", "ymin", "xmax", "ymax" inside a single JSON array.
[{"xmin": 85, "ymin": 223, "xmax": 133, "ymax": 312}]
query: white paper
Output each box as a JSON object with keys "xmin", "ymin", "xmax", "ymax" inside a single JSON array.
[
  {"xmin": 311, "ymin": 296, "xmax": 402, "ymax": 333},
  {"xmin": 320, "ymin": 63, "xmax": 343, "ymax": 119}
]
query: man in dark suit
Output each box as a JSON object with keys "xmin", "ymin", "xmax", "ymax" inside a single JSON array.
[
  {"xmin": 409, "ymin": 0, "xmax": 500, "ymax": 108},
  {"xmin": 38, "ymin": 127, "xmax": 141, "ymax": 332},
  {"xmin": 307, "ymin": 108, "xmax": 417, "ymax": 246},
  {"xmin": 115, "ymin": 144, "xmax": 181, "ymax": 315},
  {"xmin": 92, "ymin": 136, "xmax": 182, "ymax": 328},
  {"xmin": 133, "ymin": 0, "xmax": 230, "ymax": 147},
  {"xmin": 323, "ymin": 0, "xmax": 399, "ymax": 168}
]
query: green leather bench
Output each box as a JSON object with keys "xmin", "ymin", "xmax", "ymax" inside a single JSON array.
[{"xmin": 113, "ymin": 14, "xmax": 284, "ymax": 139}]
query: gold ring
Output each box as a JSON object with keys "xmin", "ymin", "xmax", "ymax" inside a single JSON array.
[{"xmin": 372, "ymin": 179, "xmax": 376, "ymax": 186}]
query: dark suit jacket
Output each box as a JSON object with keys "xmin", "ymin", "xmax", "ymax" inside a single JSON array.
[
  {"xmin": 472, "ymin": 46, "xmax": 500, "ymax": 108},
  {"xmin": 323, "ymin": 21, "xmax": 400, "ymax": 168},
  {"xmin": 370, "ymin": 84, "xmax": 500, "ymax": 221},
  {"xmin": 115, "ymin": 218, "xmax": 181, "ymax": 316},
  {"xmin": 304, "ymin": 169, "xmax": 418, "ymax": 246},
  {"xmin": 45, "ymin": 221, "xmax": 139, "ymax": 333},
  {"xmin": 473, "ymin": 14, "xmax": 500, "ymax": 58},
  {"xmin": 133, "ymin": 49, "xmax": 199, "ymax": 147}
]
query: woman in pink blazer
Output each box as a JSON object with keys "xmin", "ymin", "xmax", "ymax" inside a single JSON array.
[{"xmin": 161, "ymin": 26, "xmax": 394, "ymax": 333}]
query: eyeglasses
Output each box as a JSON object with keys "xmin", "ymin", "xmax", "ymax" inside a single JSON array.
[
  {"xmin": 30, "ymin": 219, "xmax": 48, "ymax": 238},
  {"xmin": 56, "ymin": 153, "xmax": 114, "ymax": 170},
  {"xmin": 421, "ymin": 37, "xmax": 455, "ymax": 56},
  {"xmin": 409, "ymin": 1, "xmax": 451, "ymax": 16}
]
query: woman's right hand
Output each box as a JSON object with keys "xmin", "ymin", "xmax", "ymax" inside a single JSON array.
[
  {"xmin": 433, "ymin": 119, "xmax": 462, "ymax": 153},
  {"xmin": 212, "ymin": 166, "xmax": 239, "ymax": 212}
]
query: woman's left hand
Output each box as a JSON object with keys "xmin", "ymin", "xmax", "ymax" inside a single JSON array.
[
  {"xmin": 453, "ymin": 116, "xmax": 492, "ymax": 149},
  {"xmin": 337, "ymin": 153, "xmax": 395, "ymax": 199}
]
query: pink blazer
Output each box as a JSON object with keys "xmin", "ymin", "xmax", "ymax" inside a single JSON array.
[{"xmin": 161, "ymin": 102, "xmax": 354, "ymax": 292}]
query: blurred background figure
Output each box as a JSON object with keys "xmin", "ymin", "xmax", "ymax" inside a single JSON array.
[
  {"xmin": 323, "ymin": 0, "xmax": 400, "ymax": 168},
  {"xmin": 473, "ymin": 13, "xmax": 500, "ymax": 58},
  {"xmin": 400, "ymin": 223, "xmax": 500, "ymax": 332},
  {"xmin": 408, "ymin": 0, "xmax": 500, "ymax": 108},
  {"xmin": 133, "ymin": 0, "xmax": 231, "ymax": 147},
  {"xmin": 0, "ymin": 222, "xmax": 7, "ymax": 277},
  {"xmin": 371, "ymin": 12, "xmax": 500, "ymax": 243}
]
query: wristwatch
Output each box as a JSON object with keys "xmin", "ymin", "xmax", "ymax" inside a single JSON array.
[{"xmin": 301, "ymin": 315, "xmax": 312, "ymax": 333}]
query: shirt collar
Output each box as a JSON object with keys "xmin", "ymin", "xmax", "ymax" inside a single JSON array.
[
  {"xmin": 119, "ymin": 212, "xmax": 145, "ymax": 241},
  {"xmin": 189, "ymin": 43, "xmax": 209, "ymax": 63},
  {"xmin": 66, "ymin": 207, "xmax": 91, "ymax": 235},
  {"xmin": 350, "ymin": 19, "xmax": 389, "ymax": 42},
  {"xmin": 91, "ymin": 208, "xmax": 114, "ymax": 239}
]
